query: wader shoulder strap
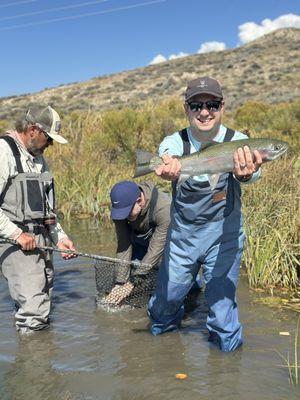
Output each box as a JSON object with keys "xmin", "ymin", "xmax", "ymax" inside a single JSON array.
[
  {"xmin": 148, "ymin": 186, "xmax": 159, "ymax": 227},
  {"xmin": 224, "ymin": 127, "xmax": 235, "ymax": 142},
  {"xmin": 0, "ymin": 136, "xmax": 24, "ymax": 173},
  {"xmin": 179, "ymin": 128, "xmax": 191, "ymax": 156}
]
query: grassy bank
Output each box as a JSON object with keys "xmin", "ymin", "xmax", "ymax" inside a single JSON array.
[{"xmin": 1, "ymin": 98, "xmax": 299, "ymax": 292}]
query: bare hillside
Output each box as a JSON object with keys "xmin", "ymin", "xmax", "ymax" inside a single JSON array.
[{"xmin": 0, "ymin": 28, "xmax": 299, "ymax": 120}]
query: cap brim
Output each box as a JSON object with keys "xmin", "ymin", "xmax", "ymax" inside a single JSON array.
[
  {"xmin": 186, "ymin": 90, "xmax": 223, "ymax": 101},
  {"xmin": 47, "ymin": 133, "xmax": 68, "ymax": 144},
  {"xmin": 110, "ymin": 204, "xmax": 133, "ymax": 220}
]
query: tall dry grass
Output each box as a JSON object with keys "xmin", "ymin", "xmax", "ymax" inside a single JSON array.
[
  {"xmin": 229, "ymin": 100, "xmax": 300, "ymax": 290},
  {"xmin": 242, "ymin": 155, "xmax": 299, "ymax": 289}
]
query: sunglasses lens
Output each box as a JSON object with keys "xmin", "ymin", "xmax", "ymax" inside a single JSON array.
[
  {"xmin": 206, "ymin": 101, "xmax": 221, "ymax": 111},
  {"xmin": 188, "ymin": 102, "xmax": 202, "ymax": 112},
  {"xmin": 42, "ymin": 130, "xmax": 52, "ymax": 143},
  {"xmin": 188, "ymin": 101, "xmax": 221, "ymax": 112}
]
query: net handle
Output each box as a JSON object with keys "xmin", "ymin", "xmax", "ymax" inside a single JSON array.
[{"xmin": 0, "ymin": 238, "xmax": 151, "ymax": 269}]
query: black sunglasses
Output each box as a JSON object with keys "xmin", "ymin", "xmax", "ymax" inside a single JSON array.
[
  {"xmin": 187, "ymin": 100, "xmax": 222, "ymax": 112},
  {"xmin": 40, "ymin": 129, "xmax": 53, "ymax": 143}
]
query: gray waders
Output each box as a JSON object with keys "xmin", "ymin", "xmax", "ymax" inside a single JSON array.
[{"xmin": 0, "ymin": 136, "xmax": 55, "ymax": 333}]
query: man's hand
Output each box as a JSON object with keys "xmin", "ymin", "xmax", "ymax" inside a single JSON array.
[
  {"xmin": 16, "ymin": 232, "xmax": 37, "ymax": 251},
  {"xmin": 57, "ymin": 237, "xmax": 77, "ymax": 260},
  {"xmin": 233, "ymin": 146, "xmax": 262, "ymax": 180},
  {"xmin": 155, "ymin": 154, "xmax": 181, "ymax": 181},
  {"xmin": 104, "ymin": 282, "xmax": 134, "ymax": 305}
]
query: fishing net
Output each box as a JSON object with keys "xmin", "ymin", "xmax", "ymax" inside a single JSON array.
[{"xmin": 94, "ymin": 260, "xmax": 158, "ymax": 308}]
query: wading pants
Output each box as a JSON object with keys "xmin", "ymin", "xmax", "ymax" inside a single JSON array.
[
  {"xmin": 0, "ymin": 233, "xmax": 53, "ymax": 333},
  {"xmin": 148, "ymin": 209, "xmax": 244, "ymax": 352}
]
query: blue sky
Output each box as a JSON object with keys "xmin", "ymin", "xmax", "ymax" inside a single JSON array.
[{"xmin": 0, "ymin": 0, "xmax": 299, "ymax": 98}]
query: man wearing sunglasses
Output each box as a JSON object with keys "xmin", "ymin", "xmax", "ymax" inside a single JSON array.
[
  {"xmin": 0, "ymin": 105, "xmax": 77, "ymax": 334},
  {"xmin": 148, "ymin": 77, "xmax": 262, "ymax": 352}
]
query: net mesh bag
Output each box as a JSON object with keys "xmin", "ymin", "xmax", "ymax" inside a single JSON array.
[{"xmin": 94, "ymin": 260, "xmax": 158, "ymax": 308}]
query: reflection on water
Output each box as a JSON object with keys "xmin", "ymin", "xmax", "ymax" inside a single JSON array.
[
  {"xmin": 0, "ymin": 220, "xmax": 299, "ymax": 400},
  {"xmin": 2, "ymin": 333, "xmax": 68, "ymax": 400}
]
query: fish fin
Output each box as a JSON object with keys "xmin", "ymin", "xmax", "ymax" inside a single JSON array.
[
  {"xmin": 207, "ymin": 174, "xmax": 220, "ymax": 190},
  {"xmin": 133, "ymin": 149, "xmax": 160, "ymax": 178},
  {"xmin": 176, "ymin": 174, "xmax": 190, "ymax": 188}
]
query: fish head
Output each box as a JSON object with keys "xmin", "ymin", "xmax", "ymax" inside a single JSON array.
[{"xmin": 258, "ymin": 139, "xmax": 289, "ymax": 161}]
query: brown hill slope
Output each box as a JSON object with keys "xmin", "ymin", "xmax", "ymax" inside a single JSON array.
[{"xmin": 0, "ymin": 27, "xmax": 299, "ymax": 120}]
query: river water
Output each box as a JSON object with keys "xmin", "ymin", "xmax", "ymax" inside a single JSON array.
[{"xmin": 0, "ymin": 220, "xmax": 299, "ymax": 400}]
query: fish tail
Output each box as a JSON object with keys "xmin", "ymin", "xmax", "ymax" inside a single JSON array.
[{"xmin": 133, "ymin": 149, "xmax": 160, "ymax": 178}]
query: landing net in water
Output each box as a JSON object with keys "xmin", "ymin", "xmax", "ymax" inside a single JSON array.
[{"xmin": 94, "ymin": 260, "xmax": 158, "ymax": 309}]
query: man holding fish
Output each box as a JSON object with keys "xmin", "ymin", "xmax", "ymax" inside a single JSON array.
[{"xmin": 144, "ymin": 76, "xmax": 288, "ymax": 351}]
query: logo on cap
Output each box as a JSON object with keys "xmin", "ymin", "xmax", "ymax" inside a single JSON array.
[
  {"xmin": 197, "ymin": 79, "xmax": 208, "ymax": 88},
  {"xmin": 55, "ymin": 121, "xmax": 61, "ymax": 132}
]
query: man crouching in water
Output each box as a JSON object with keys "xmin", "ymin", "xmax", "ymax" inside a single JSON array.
[
  {"xmin": 0, "ymin": 105, "xmax": 77, "ymax": 334},
  {"xmin": 104, "ymin": 181, "xmax": 171, "ymax": 305}
]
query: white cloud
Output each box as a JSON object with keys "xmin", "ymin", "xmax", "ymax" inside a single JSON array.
[
  {"xmin": 197, "ymin": 41, "xmax": 226, "ymax": 54},
  {"xmin": 149, "ymin": 51, "xmax": 188, "ymax": 65},
  {"xmin": 238, "ymin": 13, "xmax": 300, "ymax": 44},
  {"xmin": 169, "ymin": 51, "xmax": 188, "ymax": 60},
  {"xmin": 149, "ymin": 14, "xmax": 300, "ymax": 66},
  {"xmin": 149, "ymin": 54, "xmax": 167, "ymax": 65},
  {"xmin": 149, "ymin": 41, "xmax": 225, "ymax": 65}
]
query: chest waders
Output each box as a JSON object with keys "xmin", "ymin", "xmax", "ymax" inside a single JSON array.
[
  {"xmin": 0, "ymin": 136, "xmax": 56, "ymax": 332},
  {"xmin": 148, "ymin": 128, "xmax": 245, "ymax": 352},
  {"xmin": 171, "ymin": 128, "xmax": 241, "ymax": 224}
]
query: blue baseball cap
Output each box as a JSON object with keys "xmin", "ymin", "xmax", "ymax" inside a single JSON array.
[{"xmin": 110, "ymin": 181, "xmax": 141, "ymax": 220}]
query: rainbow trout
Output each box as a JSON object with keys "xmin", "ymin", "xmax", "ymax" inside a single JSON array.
[{"xmin": 134, "ymin": 138, "xmax": 289, "ymax": 189}]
